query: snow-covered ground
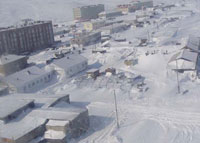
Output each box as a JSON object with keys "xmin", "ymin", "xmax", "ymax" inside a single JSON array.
[{"xmin": 4, "ymin": 0, "xmax": 200, "ymax": 142}]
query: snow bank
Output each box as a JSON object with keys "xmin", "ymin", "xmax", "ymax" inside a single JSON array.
[
  {"xmin": 136, "ymin": 53, "xmax": 167, "ymax": 76},
  {"xmin": 117, "ymin": 119, "xmax": 165, "ymax": 143}
]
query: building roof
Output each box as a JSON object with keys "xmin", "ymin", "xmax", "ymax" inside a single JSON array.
[
  {"xmin": 168, "ymin": 49, "xmax": 198, "ymax": 70},
  {"xmin": 0, "ymin": 116, "xmax": 46, "ymax": 140},
  {"xmin": 28, "ymin": 106, "xmax": 87, "ymax": 121},
  {"xmin": 0, "ymin": 98, "xmax": 34, "ymax": 121},
  {"xmin": 0, "ymin": 20, "xmax": 52, "ymax": 32},
  {"xmin": 169, "ymin": 49, "xmax": 198, "ymax": 63},
  {"xmin": 52, "ymin": 54, "xmax": 87, "ymax": 70},
  {"xmin": 185, "ymin": 36, "xmax": 200, "ymax": 52},
  {"xmin": 2, "ymin": 66, "xmax": 52, "ymax": 88},
  {"xmin": 101, "ymin": 23, "xmax": 127, "ymax": 31},
  {"xmin": 2, "ymin": 93, "xmax": 70, "ymax": 108},
  {"xmin": 0, "ymin": 54, "xmax": 26, "ymax": 65}
]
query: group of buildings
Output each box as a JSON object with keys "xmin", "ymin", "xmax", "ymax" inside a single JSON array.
[
  {"xmin": 117, "ymin": 0, "xmax": 153, "ymax": 14},
  {"xmin": 0, "ymin": 93, "xmax": 89, "ymax": 143},
  {"xmin": 73, "ymin": 1, "xmax": 153, "ymax": 21},
  {"xmin": 0, "ymin": 53, "xmax": 88, "ymax": 95}
]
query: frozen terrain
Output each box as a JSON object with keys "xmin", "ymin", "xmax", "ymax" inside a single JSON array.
[{"xmin": 3, "ymin": 0, "xmax": 200, "ymax": 143}]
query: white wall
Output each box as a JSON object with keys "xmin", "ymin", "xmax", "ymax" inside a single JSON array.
[{"xmin": 15, "ymin": 71, "xmax": 54, "ymax": 93}]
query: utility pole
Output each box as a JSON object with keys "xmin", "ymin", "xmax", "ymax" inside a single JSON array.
[
  {"xmin": 176, "ymin": 60, "xmax": 181, "ymax": 93},
  {"xmin": 114, "ymin": 90, "xmax": 119, "ymax": 129}
]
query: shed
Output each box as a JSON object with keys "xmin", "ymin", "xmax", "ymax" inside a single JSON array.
[
  {"xmin": 87, "ymin": 69, "xmax": 100, "ymax": 79},
  {"xmin": 105, "ymin": 68, "xmax": 116, "ymax": 75}
]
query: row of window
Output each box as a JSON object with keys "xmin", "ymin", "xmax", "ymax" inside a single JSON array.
[
  {"xmin": 66, "ymin": 62, "xmax": 87, "ymax": 75},
  {"xmin": 23, "ymin": 74, "xmax": 51, "ymax": 92}
]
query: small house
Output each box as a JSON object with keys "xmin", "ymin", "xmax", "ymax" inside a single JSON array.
[
  {"xmin": 2, "ymin": 66, "xmax": 54, "ymax": 93},
  {"xmin": 87, "ymin": 69, "xmax": 100, "ymax": 79},
  {"xmin": 105, "ymin": 68, "xmax": 116, "ymax": 75},
  {"xmin": 51, "ymin": 54, "xmax": 88, "ymax": 78}
]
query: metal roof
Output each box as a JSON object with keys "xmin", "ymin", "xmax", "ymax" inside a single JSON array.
[
  {"xmin": 2, "ymin": 66, "xmax": 52, "ymax": 88},
  {"xmin": 185, "ymin": 36, "xmax": 200, "ymax": 52},
  {"xmin": 52, "ymin": 54, "xmax": 87, "ymax": 70},
  {"xmin": 0, "ymin": 55, "xmax": 26, "ymax": 65},
  {"xmin": 169, "ymin": 49, "xmax": 198, "ymax": 64}
]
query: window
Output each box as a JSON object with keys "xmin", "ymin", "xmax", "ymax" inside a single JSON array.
[{"xmin": 32, "ymin": 82, "xmax": 35, "ymax": 86}]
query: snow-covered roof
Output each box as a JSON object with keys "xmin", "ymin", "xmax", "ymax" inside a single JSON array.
[
  {"xmin": 2, "ymin": 93, "xmax": 70, "ymax": 108},
  {"xmin": 28, "ymin": 106, "xmax": 87, "ymax": 121},
  {"xmin": 181, "ymin": 49, "xmax": 198, "ymax": 63},
  {"xmin": 0, "ymin": 98, "xmax": 34, "ymax": 121},
  {"xmin": 2, "ymin": 66, "xmax": 53, "ymax": 88},
  {"xmin": 169, "ymin": 49, "xmax": 198, "ymax": 64},
  {"xmin": 0, "ymin": 116, "xmax": 46, "ymax": 140},
  {"xmin": 52, "ymin": 54, "xmax": 87, "ymax": 70},
  {"xmin": 0, "ymin": 54, "xmax": 26, "ymax": 65},
  {"xmin": 169, "ymin": 49, "xmax": 198, "ymax": 70},
  {"xmin": 185, "ymin": 36, "xmax": 200, "ymax": 52}
]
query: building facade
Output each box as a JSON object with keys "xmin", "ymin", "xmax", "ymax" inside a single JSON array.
[
  {"xmin": 0, "ymin": 20, "xmax": 54, "ymax": 55},
  {"xmin": 98, "ymin": 10, "xmax": 123, "ymax": 19},
  {"xmin": 70, "ymin": 31, "xmax": 101, "ymax": 46},
  {"xmin": 101, "ymin": 23, "xmax": 129, "ymax": 35},
  {"xmin": 73, "ymin": 4, "xmax": 105, "ymax": 21},
  {"xmin": 84, "ymin": 20, "xmax": 105, "ymax": 31},
  {"xmin": 2, "ymin": 66, "xmax": 54, "ymax": 93}
]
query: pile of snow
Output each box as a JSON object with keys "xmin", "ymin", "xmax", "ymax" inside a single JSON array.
[
  {"xmin": 136, "ymin": 53, "xmax": 167, "ymax": 76},
  {"xmin": 117, "ymin": 119, "xmax": 165, "ymax": 143}
]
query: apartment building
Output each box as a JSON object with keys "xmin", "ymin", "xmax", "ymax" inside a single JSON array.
[
  {"xmin": 0, "ymin": 19, "xmax": 54, "ymax": 55},
  {"xmin": 73, "ymin": 4, "xmax": 105, "ymax": 21}
]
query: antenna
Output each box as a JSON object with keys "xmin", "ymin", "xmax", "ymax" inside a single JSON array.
[
  {"xmin": 114, "ymin": 90, "xmax": 119, "ymax": 128},
  {"xmin": 175, "ymin": 60, "xmax": 180, "ymax": 93}
]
